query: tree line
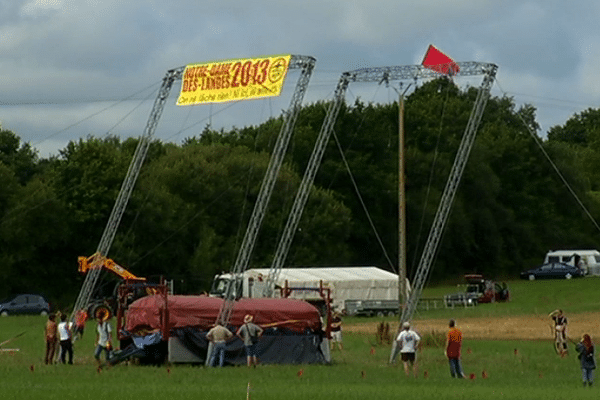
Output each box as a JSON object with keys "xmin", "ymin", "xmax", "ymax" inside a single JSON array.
[{"xmin": 1, "ymin": 78, "xmax": 599, "ymax": 308}]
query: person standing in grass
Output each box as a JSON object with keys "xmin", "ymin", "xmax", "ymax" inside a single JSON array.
[
  {"xmin": 44, "ymin": 313, "xmax": 58, "ymax": 364},
  {"xmin": 330, "ymin": 312, "xmax": 343, "ymax": 351},
  {"xmin": 94, "ymin": 312, "xmax": 113, "ymax": 365},
  {"xmin": 57, "ymin": 313, "xmax": 73, "ymax": 364},
  {"xmin": 396, "ymin": 321, "xmax": 421, "ymax": 377},
  {"xmin": 576, "ymin": 334, "xmax": 596, "ymax": 387},
  {"xmin": 236, "ymin": 314, "xmax": 263, "ymax": 367},
  {"xmin": 549, "ymin": 309, "xmax": 568, "ymax": 355},
  {"xmin": 207, "ymin": 322, "xmax": 233, "ymax": 367},
  {"xmin": 445, "ymin": 319, "xmax": 465, "ymax": 378}
]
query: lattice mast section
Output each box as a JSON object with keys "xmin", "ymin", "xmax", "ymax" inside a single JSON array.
[
  {"xmin": 263, "ymin": 62, "xmax": 497, "ymax": 297},
  {"xmin": 398, "ymin": 64, "xmax": 497, "ymax": 326},
  {"xmin": 70, "ymin": 67, "xmax": 184, "ymax": 320},
  {"xmin": 262, "ymin": 73, "xmax": 350, "ymax": 297},
  {"xmin": 216, "ymin": 56, "xmax": 317, "ymax": 326}
]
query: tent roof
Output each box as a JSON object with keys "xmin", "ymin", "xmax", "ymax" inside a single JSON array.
[
  {"xmin": 246, "ymin": 266, "xmax": 398, "ymax": 282},
  {"xmin": 124, "ymin": 295, "xmax": 322, "ymax": 333}
]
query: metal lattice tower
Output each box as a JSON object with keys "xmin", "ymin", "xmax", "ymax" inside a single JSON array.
[
  {"xmin": 263, "ymin": 62, "xmax": 498, "ymax": 299},
  {"xmin": 399, "ymin": 65, "xmax": 497, "ymax": 325},
  {"xmin": 215, "ymin": 55, "xmax": 317, "ymax": 326},
  {"xmin": 71, "ymin": 67, "xmax": 184, "ymax": 321}
]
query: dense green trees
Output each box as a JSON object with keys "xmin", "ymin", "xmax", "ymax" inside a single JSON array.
[{"xmin": 1, "ymin": 79, "xmax": 600, "ymax": 307}]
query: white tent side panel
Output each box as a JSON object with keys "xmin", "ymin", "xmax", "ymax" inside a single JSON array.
[{"xmin": 245, "ymin": 267, "xmax": 409, "ymax": 311}]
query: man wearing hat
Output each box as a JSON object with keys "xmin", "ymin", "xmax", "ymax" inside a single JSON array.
[
  {"xmin": 396, "ymin": 321, "xmax": 421, "ymax": 377},
  {"xmin": 236, "ymin": 314, "xmax": 263, "ymax": 367}
]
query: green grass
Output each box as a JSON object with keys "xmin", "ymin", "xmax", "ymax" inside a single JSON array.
[
  {"xmin": 412, "ymin": 277, "xmax": 600, "ymax": 320},
  {"xmin": 1, "ymin": 277, "xmax": 599, "ymax": 399}
]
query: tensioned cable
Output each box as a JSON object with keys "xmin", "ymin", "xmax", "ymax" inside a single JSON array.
[
  {"xmin": 495, "ymin": 79, "xmax": 600, "ymax": 235},
  {"xmin": 410, "ymin": 79, "xmax": 453, "ymax": 278},
  {"xmin": 330, "ymin": 129, "xmax": 396, "ymax": 272},
  {"xmin": 286, "ymin": 83, "xmax": 397, "ymax": 269},
  {"xmin": 0, "ymin": 85, "xmax": 160, "ymax": 227},
  {"xmin": 30, "ymin": 81, "xmax": 161, "ymax": 149}
]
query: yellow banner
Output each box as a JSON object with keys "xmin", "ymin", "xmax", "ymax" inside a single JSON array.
[{"xmin": 177, "ymin": 54, "xmax": 292, "ymax": 106}]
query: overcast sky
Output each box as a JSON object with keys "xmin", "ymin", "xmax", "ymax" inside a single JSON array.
[{"xmin": 2, "ymin": 0, "xmax": 599, "ymax": 158}]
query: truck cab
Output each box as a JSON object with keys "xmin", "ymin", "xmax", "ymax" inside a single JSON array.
[{"xmin": 209, "ymin": 272, "xmax": 270, "ymax": 299}]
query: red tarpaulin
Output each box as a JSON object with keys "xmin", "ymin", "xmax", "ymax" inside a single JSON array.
[
  {"xmin": 422, "ymin": 44, "xmax": 460, "ymax": 75},
  {"xmin": 124, "ymin": 295, "xmax": 322, "ymax": 333}
]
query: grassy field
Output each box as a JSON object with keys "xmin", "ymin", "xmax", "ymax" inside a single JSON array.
[
  {"xmin": 414, "ymin": 277, "xmax": 600, "ymax": 319},
  {"xmin": 1, "ymin": 278, "xmax": 598, "ymax": 399}
]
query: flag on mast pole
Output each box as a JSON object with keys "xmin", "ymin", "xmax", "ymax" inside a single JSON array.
[{"xmin": 421, "ymin": 44, "xmax": 460, "ymax": 75}]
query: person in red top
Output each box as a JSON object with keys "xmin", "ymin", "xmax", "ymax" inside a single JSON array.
[{"xmin": 445, "ymin": 319, "xmax": 465, "ymax": 378}]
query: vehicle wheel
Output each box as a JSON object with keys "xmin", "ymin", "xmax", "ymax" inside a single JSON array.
[
  {"xmin": 565, "ymin": 273, "xmax": 572, "ymax": 280},
  {"xmin": 40, "ymin": 310, "xmax": 48, "ymax": 316},
  {"xmin": 0, "ymin": 311, "xmax": 8, "ymax": 317},
  {"xmin": 528, "ymin": 274, "xmax": 535, "ymax": 281},
  {"xmin": 376, "ymin": 311, "xmax": 385, "ymax": 317},
  {"xmin": 387, "ymin": 311, "xmax": 395, "ymax": 317},
  {"xmin": 92, "ymin": 305, "xmax": 113, "ymax": 320}
]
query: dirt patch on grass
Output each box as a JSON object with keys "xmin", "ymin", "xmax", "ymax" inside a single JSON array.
[{"xmin": 345, "ymin": 312, "xmax": 600, "ymax": 340}]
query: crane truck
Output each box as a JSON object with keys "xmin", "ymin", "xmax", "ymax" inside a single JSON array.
[{"xmin": 77, "ymin": 253, "xmax": 160, "ymax": 319}]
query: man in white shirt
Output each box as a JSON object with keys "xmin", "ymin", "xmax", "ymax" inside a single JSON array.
[
  {"xmin": 57, "ymin": 313, "xmax": 73, "ymax": 364},
  {"xmin": 396, "ymin": 321, "xmax": 421, "ymax": 377}
]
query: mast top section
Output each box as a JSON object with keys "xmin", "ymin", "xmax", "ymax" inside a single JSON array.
[{"xmin": 344, "ymin": 62, "xmax": 497, "ymax": 85}]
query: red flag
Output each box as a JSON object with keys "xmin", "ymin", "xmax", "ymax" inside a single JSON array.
[{"xmin": 422, "ymin": 44, "xmax": 460, "ymax": 75}]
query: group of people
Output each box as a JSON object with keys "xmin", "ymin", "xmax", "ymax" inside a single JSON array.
[
  {"xmin": 44, "ymin": 310, "xmax": 113, "ymax": 366},
  {"xmin": 549, "ymin": 309, "xmax": 596, "ymax": 387},
  {"xmin": 395, "ymin": 319, "xmax": 464, "ymax": 378},
  {"xmin": 394, "ymin": 310, "xmax": 597, "ymax": 387},
  {"xmin": 206, "ymin": 314, "xmax": 264, "ymax": 367}
]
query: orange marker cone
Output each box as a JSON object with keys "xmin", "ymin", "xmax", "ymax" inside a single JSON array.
[
  {"xmin": 482, "ymin": 370, "xmax": 488, "ymax": 379},
  {"xmin": 297, "ymin": 369, "xmax": 304, "ymax": 377},
  {"xmin": 466, "ymin": 348, "xmax": 472, "ymax": 354},
  {"xmin": 514, "ymin": 348, "xmax": 518, "ymax": 355},
  {"xmin": 370, "ymin": 347, "xmax": 376, "ymax": 355},
  {"xmin": 469, "ymin": 373, "xmax": 476, "ymax": 380},
  {"xmin": 29, "ymin": 364, "xmax": 34, "ymax": 372}
]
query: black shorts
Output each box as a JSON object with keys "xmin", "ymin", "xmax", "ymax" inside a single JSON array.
[{"xmin": 401, "ymin": 352, "xmax": 416, "ymax": 362}]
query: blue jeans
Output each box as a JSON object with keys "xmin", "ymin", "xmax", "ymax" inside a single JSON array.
[
  {"xmin": 209, "ymin": 341, "xmax": 227, "ymax": 367},
  {"xmin": 582, "ymin": 368, "xmax": 594, "ymax": 385},
  {"xmin": 449, "ymin": 358, "xmax": 464, "ymax": 378},
  {"xmin": 94, "ymin": 345, "xmax": 111, "ymax": 361}
]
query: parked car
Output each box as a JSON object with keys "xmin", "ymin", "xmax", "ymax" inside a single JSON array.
[
  {"xmin": 0, "ymin": 294, "xmax": 50, "ymax": 316},
  {"xmin": 520, "ymin": 263, "xmax": 585, "ymax": 280}
]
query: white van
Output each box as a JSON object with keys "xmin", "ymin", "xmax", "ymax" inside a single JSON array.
[{"xmin": 544, "ymin": 250, "xmax": 600, "ymax": 276}]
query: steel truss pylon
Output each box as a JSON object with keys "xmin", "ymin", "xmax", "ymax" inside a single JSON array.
[
  {"xmin": 215, "ymin": 55, "xmax": 317, "ymax": 327},
  {"xmin": 390, "ymin": 63, "xmax": 497, "ymax": 363},
  {"xmin": 263, "ymin": 62, "xmax": 498, "ymax": 308},
  {"xmin": 70, "ymin": 67, "xmax": 184, "ymax": 322}
]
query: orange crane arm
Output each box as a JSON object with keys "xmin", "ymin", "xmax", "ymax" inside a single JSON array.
[{"xmin": 78, "ymin": 254, "xmax": 146, "ymax": 281}]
